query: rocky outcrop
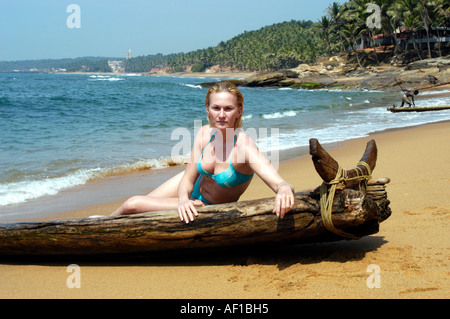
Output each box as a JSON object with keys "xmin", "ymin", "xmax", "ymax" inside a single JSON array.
[
  {"xmin": 405, "ymin": 57, "xmax": 450, "ymax": 71},
  {"xmin": 199, "ymin": 55, "xmax": 450, "ymax": 92},
  {"xmin": 359, "ymin": 56, "xmax": 450, "ymax": 91}
]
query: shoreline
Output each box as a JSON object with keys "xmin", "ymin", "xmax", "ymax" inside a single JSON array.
[
  {"xmin": 0, "ymin": 83, "xmax": 448, "ymax": 223},
  {"xmin": 53, "ymin": 71, "xmax": 257, "ymax": 79},
  {"xmin": 2, "ymin": 119, "xmax": 448, "ymax": 223},
  {"xmin": 1, "ymin": 120, "xmax": 448, "ymax": 298}
]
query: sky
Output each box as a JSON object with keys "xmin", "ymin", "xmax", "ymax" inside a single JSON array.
[{"xmin": 0, "ymin": 0, "xmax": 339, "ymax": 61}]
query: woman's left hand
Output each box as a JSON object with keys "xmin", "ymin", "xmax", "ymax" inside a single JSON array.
[{"xmin": 273, "ymin": 182, "xmax": 295, "ymax": 218}]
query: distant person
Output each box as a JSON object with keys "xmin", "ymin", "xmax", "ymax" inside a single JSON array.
[{"xmin": 400, "ymin": 89, "xmax": 419, "ymax": 107}]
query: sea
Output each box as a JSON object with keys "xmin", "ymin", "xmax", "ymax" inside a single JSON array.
[{"xmin": 1, "ymin": 73, "xmax": 449, "ymax": 221}]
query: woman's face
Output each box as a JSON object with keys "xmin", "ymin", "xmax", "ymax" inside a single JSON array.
[{"xmin": 206, "ymin": 92, "xmax": 242, "ymax": 129}]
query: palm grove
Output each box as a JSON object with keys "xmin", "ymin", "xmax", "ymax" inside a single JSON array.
[{"xmin": 124, "ymin": 0, "xmax": 448, "ymax": 73}]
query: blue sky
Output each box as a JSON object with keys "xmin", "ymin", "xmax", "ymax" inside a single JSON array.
[{"xmin": 0, "ymin": 0, "xmax": 338, "ymax": 61}]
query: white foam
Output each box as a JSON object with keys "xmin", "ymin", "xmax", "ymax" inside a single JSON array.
[
  {"xmin": 415, "ymin": 96, "xmax": 450, "ymax": 107},
  {"xmin": 88, "ymin": 76, "xmax": 124, "ymax": 82},
  {"xmin": 181, "ymin": 83, "xmax": 202, "ymax": 89},
  {"xmin": 0, "ymin": 169, "xmax": 98, "ymax": 206},
  {"xmin": 419, "ymin": 89, "xmax": 450, "ymax": 96},
  {"xmin": 262, "ymin": 110, "xmax": 298, "ymax": 119},
  {"xmin": 255, "ymin": 104, "xmax": 450, "ymax": 155},
  {"xmin": 0, "ymin": 153, "xmax": 192, "ymax": 207}
]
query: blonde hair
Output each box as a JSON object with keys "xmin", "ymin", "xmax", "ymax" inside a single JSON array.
[{"xmin": 205, "ymin": 81, "xmax": 244, "ymax": 129}]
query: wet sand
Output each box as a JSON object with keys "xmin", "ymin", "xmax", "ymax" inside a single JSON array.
[{"xmin": 1, "ymin": 120, "xmax": 449, "ymax": 299}]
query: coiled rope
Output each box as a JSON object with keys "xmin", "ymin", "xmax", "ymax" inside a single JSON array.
[{"xmin": 319, "ymin": 161, "xmax": 372, "ymax": 240}]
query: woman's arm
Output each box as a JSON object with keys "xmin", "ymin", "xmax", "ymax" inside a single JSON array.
[
  {"xmin": 244, "ymin": 136, "xmax": 295, "ymax": 218},
  {"xmin": 177, "ymin": 126, "xmax": 208, "ymax": 223}
]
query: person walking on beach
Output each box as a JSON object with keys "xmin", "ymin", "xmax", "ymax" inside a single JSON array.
[
  {"xmin": 399, "ymin": 89, "xmax": 419, "ymax": 107},
  {"xmin": 99, "ymin": 82, "xmax": 295, "ymax": 223}
]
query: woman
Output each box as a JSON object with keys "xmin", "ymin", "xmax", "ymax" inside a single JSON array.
[{"xmin": 108, "ymin": 82, "xmax": 295, "ymax": 223}]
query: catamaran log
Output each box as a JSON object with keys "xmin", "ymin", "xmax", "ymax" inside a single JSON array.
[
  {"xmin": 387, "ymin": 105, "xmax": 450, "ymax": 113},
  {"xmin": 0, "ymin": 140, "xmax": 391, "ymax": 256}
]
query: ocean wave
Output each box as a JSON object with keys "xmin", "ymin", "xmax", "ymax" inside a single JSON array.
[
  {"xmin": 0, "ymin": 155, "xmax": 189, "ymax": 206},
  {"xmin": 89, "ymin": 75, "xmax": 124, "ymax": 82},
  {"xmin": 419, "ymin": 89, "xmax": 450, "ymax": 96},
  {"xmin": 415, "ymin": 96, "xmax": 450, "ymax": 107},
  {"xmin": 261, "ymin": 110, "xmax": 298, "ymax": 119},
  {"xmin": 0, "ymin": 169, "xmax": 97, "ymax": 206},
  {"xmin": 255, "ymin": 103, "xmax": 450, "ymax": 155},
  {"xmin": 181, "ymin": 83, "xmax": 202, "ymax": 89}
]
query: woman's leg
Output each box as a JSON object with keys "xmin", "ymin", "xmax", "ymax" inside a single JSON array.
[
  {"xmin": 109, "ymin": 171, "xmax": 185, "ymax": 216},
  {"xmin": 110, "ymin": 196, "xmax": 179, "ymax": 216},
  {"xmin": 147, "ymin": 171, "xmax": 184, "ymax": 198}
]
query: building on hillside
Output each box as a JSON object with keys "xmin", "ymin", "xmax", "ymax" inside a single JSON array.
[
  {"xmin": 108, "ymin": 49, "xmax": 132, "ymax": 73},
  {"xmin": 349, "ymin": 27, "xmax": 450, "ymax": 51},
  {"xmin": 108, "ymin": 60, "xmax": 124, "ymax": 73}
]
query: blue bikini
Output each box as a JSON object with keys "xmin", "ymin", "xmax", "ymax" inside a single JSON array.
[{"xmin": 191, "ymin": 132, "xmax": 254, "ymax": 205}]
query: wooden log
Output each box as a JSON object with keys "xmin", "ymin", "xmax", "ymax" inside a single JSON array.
[
  {"xmin": 309, "ymin": 138, "xmax": 377, "ymax": 189},
  {"xmin": 387, "ymin": 105, "xmax": 450, "ymax": 113},
  {"xmin": 0, "ymin": 140, "xmax": 392, "ymax": 257},
  {"xmin": 0, "ymin": 184, "xmax": 390, "ymax": 256}
]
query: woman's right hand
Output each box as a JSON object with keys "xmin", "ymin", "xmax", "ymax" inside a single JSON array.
[{"xmin": 178, "ymin": 199, "xmax": 204, "ymax": 223}]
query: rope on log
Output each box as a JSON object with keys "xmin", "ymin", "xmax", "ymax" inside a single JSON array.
[{"xmin": 320, "ymin": 161, "xmax": 372, "ymax": 240}]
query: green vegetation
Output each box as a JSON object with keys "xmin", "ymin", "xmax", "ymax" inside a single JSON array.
[
  {"xmin": 123, "ymin": 53, "xmax": 170, "ymax": 73},
  {"xmin": 124, "ymin": 20, "xmax": 325, "ymax": 73},
  {"xmin": 124, "ymin": 0, "xmax": 448, "ymax": 73},
  {"xmin": 66, "ymin": 59, "xmax": 112, "ymax": 72},
  {"xmin": 191, "ymin": 62, "xmax": 213, "ymax": 73},
  {"xmin": 169, "ymin": 20, "xmax": 324, "ymax": 72},
  {"xmin": 1, "ymin": 0, "xmax": 448, "ymax": 73},
  {"xmin": 297, "ymin": 82, "xmax": 324, "ymax": 89},
  {"xmin": 0, "ymin": 57, "xmax": 116, "ymax": 73},
  {"xmin": 319, "ymin": 0, "xmax": 449, "ymax": 66}
]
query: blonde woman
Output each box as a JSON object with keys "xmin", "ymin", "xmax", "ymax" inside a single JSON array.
[{"xmin": 109, "ymin": 82, "xmax": 294, "ymax": 223}]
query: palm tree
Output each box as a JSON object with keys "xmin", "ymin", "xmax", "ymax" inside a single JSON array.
[
  {"xmin": 319, "ymin": 16, "xmax": 332, "ymax": 54},
  {"xmin": 389, "ymin": 0, "xmax": 423, "ymax": 60},
  {"xmin": 426, "ymin": 0, "xmax": 449, "ymax": 57},
  {"xmin": 372, "ymin": 0, "xmax": 403, "ymax": 55},
  {"xmin": 339, "ymin": 22, "xmax": 366, "ymax": 68},
  {"xmin": 326, "ymin": 2, "xmax": 347, "ymax": 52},
  {"xmin": 346, "ymin": 0, "xmax": 381, "ymax": 64},
  {"xmin": 418, "ymin": 0, "xmax": 433, "ymax": 58}
]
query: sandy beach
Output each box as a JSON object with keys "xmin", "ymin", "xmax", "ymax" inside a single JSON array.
[{"xmin": 1, "ymin": 118, "xmax": 449, "ymax": 299}]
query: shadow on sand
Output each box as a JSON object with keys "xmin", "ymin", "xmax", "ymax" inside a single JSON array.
[{"xmin": 0, "ymin": 236, "xmax": 388, "ymax": 270}]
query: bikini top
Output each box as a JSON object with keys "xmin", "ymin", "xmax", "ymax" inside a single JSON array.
[{"xmin": 197, "ymin": 132, "xmax": 254, "ymax": 189}]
